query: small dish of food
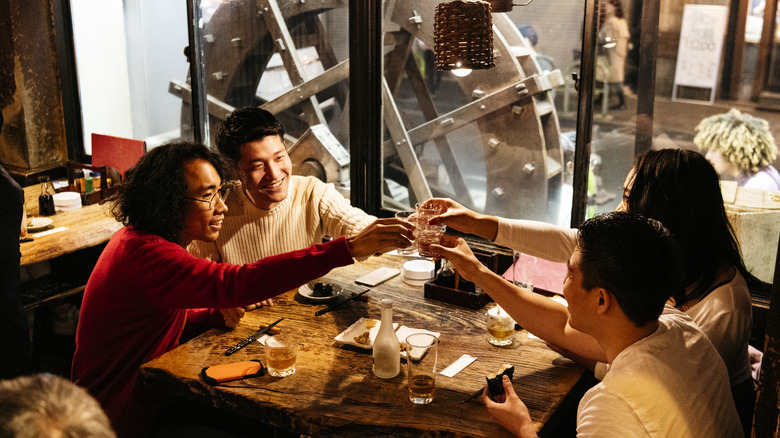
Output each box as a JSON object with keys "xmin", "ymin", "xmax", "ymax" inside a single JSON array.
[
  {"xmin": 298, "ymin": 279, "xmax": 343, "ymax": 301},
  {"xmin": 334, "ymin": 317, "xmax": 395, "ymax": 349},
  {"xmin": 27, "ymin": 217, "xmax": 54, "ymax": 232}
]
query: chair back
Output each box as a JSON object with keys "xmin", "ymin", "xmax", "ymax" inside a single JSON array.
[
  {"xmin": 753, "ymin": 234, "xmax": 780, "ymax": 437},
  {"xmin": 91, "ymin": 133, "xmax": 146, "ymax": 180}
]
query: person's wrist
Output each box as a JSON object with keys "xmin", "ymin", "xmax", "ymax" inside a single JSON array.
[{"xmin": 472, "ymin": 213, "xmax": 499, "ymax": 241}]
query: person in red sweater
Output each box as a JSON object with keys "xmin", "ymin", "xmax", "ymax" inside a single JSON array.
[{"xmin": 71, "ymin": 141, "xmax": 412, "ymax": 437}]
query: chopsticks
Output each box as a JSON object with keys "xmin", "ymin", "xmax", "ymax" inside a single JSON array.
[
  {"xmin": 225, "ymin": 317, "xmax": 284, "ymax": 356},
  {"xmin": 460, "ymin": 387, "xmax": 484, "ymax": 404},
  {"xmin": 315, "ymin": 288, "xmax": 371, "ymax": 316}
]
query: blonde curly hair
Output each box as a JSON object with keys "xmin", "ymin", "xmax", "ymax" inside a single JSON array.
[{"xmin": 693, "ymin": 108, "xmax": 777, "ymax": 174}]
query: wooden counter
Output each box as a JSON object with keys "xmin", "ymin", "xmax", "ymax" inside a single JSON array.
[
  {"xmin": 19, "ymin": 184, "xmax": 122, "ymax": 310},
  {"xmin": 140, "ymin": 255, "xmax": 589, "ymax": 437},
  {"xmin": 21, "ymin": 184, "xmax": 122, "ymax": 266}
]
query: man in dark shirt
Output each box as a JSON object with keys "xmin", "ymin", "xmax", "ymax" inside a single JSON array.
[{"xmin": 0, "ymin": 164, "xmax": 33, "ymax": 378}]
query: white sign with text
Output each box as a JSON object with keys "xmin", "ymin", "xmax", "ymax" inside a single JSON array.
[{"xmin": 672, "ymin": 5, "xmax": 728, "ymax": 103}]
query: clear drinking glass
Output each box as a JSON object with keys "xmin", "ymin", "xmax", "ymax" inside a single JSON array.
[
  {"xmin": 512, "ymin": 251, "xmax": 537, "ymax": 290},
  {"xmin": 265, "ymin": 334, "xmax": 297, "ymax": 377},
  {"xmin": 486, "ymin": 304, "xmax": 515, "ymax": 346},
  {"xmin": 416, "ymin": 224, "xmax": 446, "ymax": 257},
  {"xmin": 414, "ymin": 202, "xmax": 441, "ymax": 225},
  {"xmin": 394, "ymin": 210, "xmax": 418, "ymax": 255},
  {"xmin": 406, "ymin": 333, "xmax": 439, "ymax": 404}
]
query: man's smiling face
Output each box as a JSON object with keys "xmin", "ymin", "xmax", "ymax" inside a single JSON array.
[{"xmin": 237, "ymin": 135, "xmax": 292, "ymax": 210}]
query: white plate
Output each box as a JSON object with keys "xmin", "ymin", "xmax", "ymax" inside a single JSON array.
[
  {"xmin": 299, "ymin": 280, "xmax": 343, "ymax": 301},
  {"xmin": 334, "ymin": 319, "xmax": 438, "ymax": 357},
  {"xmin": 27, "ymin": 217, "xmax": 53, "ymax": 232},
  {"xmin": 334, "ymin": 318, "xmax": 398, "ymax": 349}
]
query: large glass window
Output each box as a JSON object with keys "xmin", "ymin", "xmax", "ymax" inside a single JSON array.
[
  {"xmin": 380, "ymin": 2, "xmax": 582, "ymax": 226},
  {"xmin": 67, "ymin": 0, "xmax": 778, "ymax": 288},
  {"xmin": 70, "ymin": 1, "xmax": 189, "ymax": 153},
  {"xmin": 190, "ymin": 0, "xmax": 352, "ymax": 193}
]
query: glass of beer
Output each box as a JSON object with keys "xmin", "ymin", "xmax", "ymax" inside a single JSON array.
[
  {"xmin": 486, "ymin": 304, "xmax": 515, "ymax": 346},
  {"xmin": 405, "ymin": 333, "xmax": 439, "ymax": 404},
  {"xmin": 265, "ymin": 334, "xmax": 297, "ymax": 377}
]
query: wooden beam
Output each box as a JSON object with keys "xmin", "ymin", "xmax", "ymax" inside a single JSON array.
[{"xmin": 752, "ymin": 0, "xmax": 778, "ymax": 100}]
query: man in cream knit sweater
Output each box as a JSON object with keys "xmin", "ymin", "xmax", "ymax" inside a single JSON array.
[{"xmin": 190, "ymin": 108, "xmax": 403, "ymax": 302}]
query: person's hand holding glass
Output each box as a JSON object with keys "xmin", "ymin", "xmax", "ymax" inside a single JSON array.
[{"xmin": 414, "ymin": 202, "xmax": 445, "ymax": 258}]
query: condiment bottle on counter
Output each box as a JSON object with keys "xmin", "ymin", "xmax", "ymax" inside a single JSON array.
[
  {"xmin": 38, "ymin": 176, "xmax": 56, "ymax": 216},
  {"xmin": 73, "ymin": 168, "xmax": 85, "ymax": 193},
  {"xmin": 90, "ymin": 171, "xmax": 101, "ymax": 190},
  {"xmin": 373, "ymin": 298, "xmax": 400, "ymax": 378},
  {"xmin": 438, "ymin": 259, "xmax": 456, "ymax": 288}
]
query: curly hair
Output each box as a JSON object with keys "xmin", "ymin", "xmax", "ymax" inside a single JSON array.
[
  {"xmin": 215, "ymin": 107, "xmax": 285, "ymax": 163},
  {"xmin": 109, "ymin": 141, "xmax": 231, "ymax": 243},
  {"xmin": 625, "ymin": 148, "xmax": 764, "ymax": 306},
  {"xmin": 694, "ymin": 108, "xmax": 777, "ymax": 175}
]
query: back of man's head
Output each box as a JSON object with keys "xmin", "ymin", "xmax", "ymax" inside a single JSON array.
[
  {"xmin": 577, "ymin": 212, "xmax": 684, "ymax": 327},
  {"xmin": 216, "ymin": 107, "xmax": 285, "ymax": 163},
  {"xmin": 0, "ymin": 373, "xmax": 116, "ymax": 437}
]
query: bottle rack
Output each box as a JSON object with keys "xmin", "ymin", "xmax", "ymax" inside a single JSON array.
[{"xmin": 65, "ymin": 161, "xmax": 118, "ymax": 205}]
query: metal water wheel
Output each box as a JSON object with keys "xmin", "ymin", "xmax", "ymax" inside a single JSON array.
[{"xmin": 171, "ymin": 0, "xmax": 564, "ymax": 220}]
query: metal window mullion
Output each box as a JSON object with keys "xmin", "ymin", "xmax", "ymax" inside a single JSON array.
[
  {"xmin": 570, "ymin": 0, "xmax": 598, "ymax": 227},
  {"xmin": 186, "ymin": 0, "xmax": 209, "ymax": 146},
  {"xmin": 349, "ymin": 0, "xmax": 382, "ymax": 215},
  {"xmin": 635, "ymin": 0, "xmax": 660, "ymax": 156}
]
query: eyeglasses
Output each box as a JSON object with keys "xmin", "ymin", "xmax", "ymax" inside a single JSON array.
[{"xmin": 185, "ymin": 185, "xmax": 231, "ymax": 210}]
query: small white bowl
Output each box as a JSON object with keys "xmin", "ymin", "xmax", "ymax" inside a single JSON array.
[
  {"xmin": 53, "ymin": 191, "xmax": 82, "ymax": 207},
  {"xmin": 402, "ymin": 260, "xmax": 435, "ymax": 282}
]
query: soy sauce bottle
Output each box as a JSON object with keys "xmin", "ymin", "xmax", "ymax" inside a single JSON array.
[{"xmin": 38, "ymin": 176, "xmax": 56, "ymax": 216}]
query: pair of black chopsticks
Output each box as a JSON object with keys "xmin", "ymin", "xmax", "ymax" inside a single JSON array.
[
  {"xmin": 224, "ymin": 317, "xmax": 284, "ymax": 356},
  {"xmin": 314, "ymin": 288, "xmax": 371, "ymax": 316}
]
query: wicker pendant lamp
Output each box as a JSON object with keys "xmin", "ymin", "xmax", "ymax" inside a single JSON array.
[{"xmin": 434, "ymin": 0, "xmax": 495, "ymax": 73}]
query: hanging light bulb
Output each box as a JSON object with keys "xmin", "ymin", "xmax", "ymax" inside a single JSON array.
[
  {"xmin": 451, "ymin": 61, "xmax": 472, "ymax": 77},
  {"xmin": 434, "ymin": 0, "xmax": 494, "ymax": 73},
  {"xmin": 452, "ymin": 68, "xmax": 472, "ymax": 77}
]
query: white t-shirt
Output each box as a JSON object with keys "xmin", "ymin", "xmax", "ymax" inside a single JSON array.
[
  {"xmin": 494, "ymin": 217, "xmax": 753, "ymax": 387},
  {"xmin": 577, "ymin": 311, "xmax": 743, "ymax": 437},
  {"xmin": 683, "ymin": 272, "xmax": 752, "ymax": 387},
  {"xmin": 189, "ymin": 175, "xmax": 374, "ymax": 263}
]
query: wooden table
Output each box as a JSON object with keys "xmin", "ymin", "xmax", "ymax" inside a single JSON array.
[
  {"xmin": 19, "ymin": 184, "xmax": 122, "ymax": 309},
  {"xmin": 21, "ymin": 184, "xmax": 122, "ymax": 266},
  {"xmin": 140, "ymin": 255, "xmax": 589, "ymax": 437}
]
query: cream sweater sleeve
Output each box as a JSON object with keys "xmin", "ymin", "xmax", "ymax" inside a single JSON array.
[
  {"xmin": 317, "ymin": 182, "xmax": 375, "ymax": 238},
  {"xmin": 494, "ymin": 218, "xmax": 577, "ymax": 263}
]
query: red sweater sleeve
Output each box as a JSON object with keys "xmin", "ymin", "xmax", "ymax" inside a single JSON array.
[{"xmin": 112, "ymin": 229, "xmax": 354, "ymax": 310}]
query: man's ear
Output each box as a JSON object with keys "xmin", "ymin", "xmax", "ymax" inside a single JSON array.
[{"xmin": 596, "ymin": 288, "xmax": 611, "ymax": 314}]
